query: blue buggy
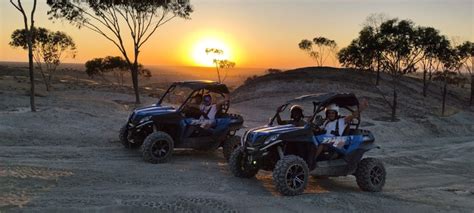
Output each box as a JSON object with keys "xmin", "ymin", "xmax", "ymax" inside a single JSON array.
[
  {"xmin": 120, "ymin": 81, "xmax": 244, "ymax": 163},
  {"xmin": 229, "ymin": 93, "xmax": 386, "ymax": 196}
]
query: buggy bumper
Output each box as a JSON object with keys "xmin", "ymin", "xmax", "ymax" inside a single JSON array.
[{"xmin": 243, "ymin": 140, "xmax": 282, "ymax": 159}]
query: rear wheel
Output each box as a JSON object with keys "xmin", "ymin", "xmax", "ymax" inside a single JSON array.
[
  {"xmin": 119, "ymin": 124, "xmax": 142, "ymax": 149},
  {"xmin": 354, "ymin": 158, "xmax": 386, "ymax": 192},
  {"xmin": 229, "ymin": 147, "xmax": 259, "ymax": 178},
  {"xmin": 223, "ymin": 136, "xmax": 241, "ymax": 161},
  {"xmin": 142, "ymin": 131, "xmax": 174, "ymax": 164},
  {"xmin": 272, "ymin": 155, "xmax": 309, "ymax": 196}
]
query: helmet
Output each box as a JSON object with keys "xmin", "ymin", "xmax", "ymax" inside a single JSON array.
[
  {"xmin": 325, "ymin": 104, "xmax": 339, "ymax": 114},
  {"xmin": 290, "ymin": 105, "xmax": 304, "ymax": 119}
]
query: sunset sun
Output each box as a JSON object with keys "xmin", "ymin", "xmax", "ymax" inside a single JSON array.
[{"xmin": 192, "ymin": 37, "xmax": 232, "ymax": 67}]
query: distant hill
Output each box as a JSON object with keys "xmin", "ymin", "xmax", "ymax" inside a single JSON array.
[
  {"xmin": 232, "ymin": 66, "xmax": 471, "ymax": 118},
  {"xmin": 0, "ymin": 61, "xmax": 268, "ymax": 88}
]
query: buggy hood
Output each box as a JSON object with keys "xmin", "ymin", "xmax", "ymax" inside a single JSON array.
[
  {"xmin": 130, "ymin": 104, "xmax": 176, "ymax": 122},
  {"xmin": 245, "ymin": 124, "xmax": 306, "ymax": 144}
]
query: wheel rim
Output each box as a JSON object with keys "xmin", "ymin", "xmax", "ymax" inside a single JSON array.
[
  {"xmin": 151, "ymin": 140, "xmax": 170, "ymax": 158},
  {"xmin": 369, "ymin": 166, "xmax": 384, "ymax": 185},
  {"xmin": 285, "ymin": 164, "xmax": 306, "ymax": 190}
]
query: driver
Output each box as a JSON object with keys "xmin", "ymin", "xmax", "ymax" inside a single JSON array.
[
  {"xmin": 276, "ymin": 105, "xmax": 306, "ymax": 127},
  {"xmin": 185, "ymin": 94, "xmax": 217, "ymax": 136},
  {"xmin": 198, "ymin": 94, "xmax": 218, "ymax": 128},
  {"xmin": 187, "ymin": 94, "xmax": 217, "ymax": 129}
]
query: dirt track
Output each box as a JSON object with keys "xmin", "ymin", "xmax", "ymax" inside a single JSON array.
[{"xmin": 1, "ymin": 77, "xmax": 474, "ymax": 212}]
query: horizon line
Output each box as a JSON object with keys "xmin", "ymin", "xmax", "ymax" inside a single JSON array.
[{"xmin": 0, "ymin": 60, "xmax": 303, "ymax": 70}]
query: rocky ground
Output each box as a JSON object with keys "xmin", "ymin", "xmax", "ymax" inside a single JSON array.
[{"xmin": 1, "ymin": 67, "xmax": 474, "ymax": 212}]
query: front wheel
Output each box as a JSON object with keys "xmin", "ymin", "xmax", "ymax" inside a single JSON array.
[
  {"xmin": 272, "ymin": 155, "xmax": 309, "ymax": 196},
  {"xmin": 142, "ymin": 131, "xmax": 174, "ymax": 164},
  {"xmin": 229, "ymin": 147, "xmax": 259, "ymax": 178},
  {"xmin": 222, "ymin": 135, "xmax": 241, "ymax": 161},
  {"xmin": 354, "ymin": 158, "xmax": 386, "ymax": 192}
]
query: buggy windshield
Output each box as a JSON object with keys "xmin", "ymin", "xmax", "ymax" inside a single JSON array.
[
  {"xmin": 158, "ymin": 85, "xmax": 195, "ymax": 109},
  {"xmin": 157, "ymin": 83, "xmax": 228, "ymax": 111}
]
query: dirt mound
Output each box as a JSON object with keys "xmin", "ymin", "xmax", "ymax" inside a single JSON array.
[{"xmin": 231, "ymin": 67, "xmax": 474, "ymax": 141}]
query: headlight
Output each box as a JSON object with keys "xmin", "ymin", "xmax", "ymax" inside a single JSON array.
[
  {"xmin": 138, "ymin": 116, "xmax": 152, "ymax": 123},
  {"xmin": 263, "ymin": 134, "xmax": 280, "ymax": 145}
]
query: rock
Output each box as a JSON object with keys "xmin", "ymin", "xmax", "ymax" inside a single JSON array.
[{"xmin": 454, "ymin": 190, "xmax": 472, "ymax": 196}]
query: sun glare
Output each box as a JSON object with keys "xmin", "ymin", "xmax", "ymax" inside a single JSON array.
[{"xmin": 192, "ymin": 37, "xmax": 232, "ymax": 67}]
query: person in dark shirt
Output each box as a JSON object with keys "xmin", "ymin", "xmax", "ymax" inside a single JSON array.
[{"xmin": 276, "ymin": 105, "xmax": 306, "ymax": 127}]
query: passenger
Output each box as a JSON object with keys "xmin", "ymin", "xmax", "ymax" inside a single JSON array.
[
  {"xmin": 322, "ymin": 99, "xmax": 368, "ymax": 137},
  {"xmin": 276, "ymin": 105, "xmax": 306, "ymax": 127},
  {"xmin": 186, "ymin": 94, "xmax": 217, "ymax": 137},
  {"xmin": 314, "ymin": 99, "xmax": 369, "ymax": 161},
  {"xmin": 321, "ymin": 104, "xmax": 346, "ymax": 137}
]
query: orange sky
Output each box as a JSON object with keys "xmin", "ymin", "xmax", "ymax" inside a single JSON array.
[{"xmin": 0, "ymin": 0, "xmax": 473, "ymax": 69}]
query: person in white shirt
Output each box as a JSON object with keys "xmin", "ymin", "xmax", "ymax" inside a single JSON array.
[
  {"xmin": 198, "ymin": 94, "xmax": 217, "ymax": 129},
  {"xmin": 322, "ymin": 104, "xmax": 348, "ymax": 137},
  {"xmin": 313, "ymin": 99, "xmax": 369, "ymax": 161}
]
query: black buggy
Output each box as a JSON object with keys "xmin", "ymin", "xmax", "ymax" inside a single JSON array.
[
  {"xmin": 120, "ymin": 80, "xmax": 244, "ymax": 163},
  {"xmin": 229, "ymin": 93, "xmax": 386, "ymax": 196}
]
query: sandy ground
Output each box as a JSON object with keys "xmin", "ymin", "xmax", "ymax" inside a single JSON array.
[{"xmin": 1, "ymin": 74, "xmax": 474, "ymax": 212}]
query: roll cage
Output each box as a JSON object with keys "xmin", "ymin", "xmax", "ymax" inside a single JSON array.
[
  {"xmin": 157, "ymin": 80, "xmax": 231, "ymax": 113},
  {"xmin": 269, "ymin": 93, "xmax": 361, "ymax": 129}
]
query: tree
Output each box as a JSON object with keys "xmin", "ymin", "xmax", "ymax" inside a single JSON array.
[
  {"xmin": 10, "ymin": 27, "xmax": 76, "ymax": 91},
  {"xmin": 299, "ymin": 36, "xmax": 337, "ymax": 66},
  {"xmin": 10, "ymin": 0, "xmax": 37, "ymax": 112},
  {"xmin": 139, "ymin": 68, "xmax": 152, "ymax": 80},
  {"xmin": 338, "ymin": 41, "xmax": 364, "ymax": 69},
  {"xmin": 362, "ymin": 13, "xmax": 389, "ymax": 85},
  {"xmin": 338, "ymin": 26, "xmax": 380, "ymax": 72},
  {"xmin": 85, "ymin": 56, "xmax": 151, "ymax": 86},
  {"xmin": 244, "ymin": 75, "xmax": 259, "ymax": 85},
  {"xmin": 338, "ymin": 15, "xmax": 390, "ymax": 85},
  {"xmin": 103, "ymin": 56, "xmax": 129, "ymax": 85},
  {"xmin": 205, "ymin": 48, "xmax": 236, "ymax": 83},
  {"xmin": 85, "ymin": 58, "xmax": 106, "ymax": 79},
  {"xmin": 47, "ymin": 0, "xmax": 193, "ymax": 104},
  {"xmin": 298, "ymin": 39, "xmax": 318, "ymax": 63},
  {"xmin": 456, "ymin": 41, "xmax": 474, "ymax": 105},
  {"xmin": 376, "ymin": 19, "xmax": 427, "ymax": 121},
  {"xmin": 266, "ymin": 68, "xmax": 283, "ymax": 74},
  {"xmin": 433, "ymin": 46, "xmax": 465, "ymax": 115},
  {"xmin": 416, "ymin": 27, "xmax": 449, "ymax": 97}
]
